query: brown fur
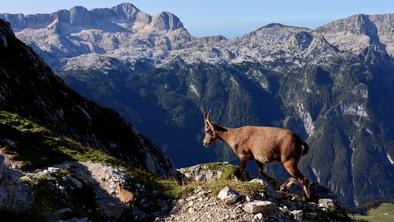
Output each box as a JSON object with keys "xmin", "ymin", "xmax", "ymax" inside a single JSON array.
[
  {"xmin": 116, "ymin": 185, "xmax": 135, "ymax": 206},
  {"xmin": 202, "ymin": 111, "xmax": 311, "ymax": 199}
]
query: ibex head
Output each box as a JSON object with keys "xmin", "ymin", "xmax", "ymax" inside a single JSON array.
[{"xmin": 202, "ymin": 111, "xmax": 218, "ymax": 147}]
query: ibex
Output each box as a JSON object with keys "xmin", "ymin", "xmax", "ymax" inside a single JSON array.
[
  {"xmin": 202, "ymin": 111, "xmax": 311, "ymax": 199},
  {"xmin": 116, "ymin": 185, "xmax": 135, "ymax": 206}
]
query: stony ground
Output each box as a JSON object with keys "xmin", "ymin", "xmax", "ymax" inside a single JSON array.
[
  {"xmin": 160, "ymin": 187, "xmax": 258, "ymax": 222},
  {"xmin": 0, "ymin": 158, "xmax": 351, "ymax": 222},
  {"xmin": 158, "ymin": 162, "xmax": 350, "ymax": 222}
]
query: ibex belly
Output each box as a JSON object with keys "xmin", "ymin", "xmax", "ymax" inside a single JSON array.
[{"xmin": 253, "ymin": 147, "xmax": 281, "ymax": 163}]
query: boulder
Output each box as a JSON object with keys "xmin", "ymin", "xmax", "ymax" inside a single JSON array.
[
  {"xmin": 249, "ymin": 178, "xmax": 277, "ymax": 198},
  {"xmin": 254, "ymin": 213, "xmax": 263, "ymax": 220},
  {"xmin": 217, "ymin": 186, "xmax": 239, "ymax": 204},
  {"xmin": 318, "ymin": 198, "xmax": 335, "ymax": 208},
  {"xmin": 178, "ymin": 163, "xmax": 228, "ymax": 183},
  {"xmin": 290, "ymin": 210, "xmax": 303, "ymax": 221},
  {"xmin": 243, "ymin": 200, "xmax": 276, "ymax": 215},
  {"xmin": 47, "ymin": 167, "xmax": 60, "ymax": 173}
]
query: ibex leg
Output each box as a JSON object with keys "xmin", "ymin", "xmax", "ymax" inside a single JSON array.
[
  {"xmin": 256, "ymin": 161, "xmax": 276, "ymax": 187},
  {"xmin": 236, "ymin": 158, "xmax": 249, "ymax": 181},
  {"xmin": 282, "ymin": 160, "xmax": 311, "ymax": 199}
]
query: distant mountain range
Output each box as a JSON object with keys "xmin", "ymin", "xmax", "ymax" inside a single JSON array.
[{"xmin": 2, "ymin": 3, "xmax": 394, "ymax": 208}]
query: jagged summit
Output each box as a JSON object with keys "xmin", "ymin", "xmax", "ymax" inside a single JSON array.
[
  {"xmin": 0, "ymin": 3, "xmax": 184, "ymax": 32},
  {"xmin": 316, "ymin": 13, "xmax": 394, "ymax": 55},
  {"xmin": 152, "ymin": 11, "xmax": 184, "ymax": 31},
  {"xmin": 0, "ymin": 3, "xmax": 191, "ymax": 67},
  {"xmin": 317, "ymin": 13, "xmax": 376, "ymax": 34},
  {"xmin": 112, "ymin": 2, "xmax": 141, "ymax": 15}
]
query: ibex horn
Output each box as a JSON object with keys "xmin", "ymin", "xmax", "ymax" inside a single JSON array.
[{"xmin": 207, "ymin": 110, "xmax": 212, "ymax": 122}]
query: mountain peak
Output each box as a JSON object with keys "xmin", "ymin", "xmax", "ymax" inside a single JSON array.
[
  {"xmin": 114, "ymin": 2, "xmax": 139, "ymax": 10},
  {"xmin": 151, "ymin": 11, "xmax": 184, "ymax": 31},
  {"xmin": 316, "ymin": 13, "xmax": 375, "ymax": 34},
  {"xmin": 69, "ymin": 6, "xmax": 93, "ymax": 25},
  {"xmin": 264, "ymin": 22, "xmax": 286, "ymax": 28},
  {"xmin": 262, "ymin": 22, "xmax": 311, "ymax": 31},
  {"xmin": 112, "ymin": 2, "xmax": 142, "ymax": 20},
  {"xmin": 69, "ymin": 5, "xmax": 89, "ymax": 12}
]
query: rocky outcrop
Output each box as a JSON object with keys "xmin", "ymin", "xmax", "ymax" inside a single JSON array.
[
  {"xmin": 0, "ymin": 156, "xmax": 172, "ymax": 221},
  {"xmin": 161, "ymin": 162, "xmax": 350, "ymax": 222},
  {"xmin": 0, "ymin": 155, "xmax": 33, "ymax": 212},
  {"xmin": 178, "ymin": 162, "xmax": 237, "ymax": 183}
]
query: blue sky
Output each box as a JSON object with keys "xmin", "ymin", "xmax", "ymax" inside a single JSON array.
[{"xmin": 2, "ymin": 0, "xmax": 394, "ymax": 38}]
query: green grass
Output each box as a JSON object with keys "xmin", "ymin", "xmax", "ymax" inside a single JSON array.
[
  {"xmin": 172, "ymin": 162, "xmax": 265, "ymax": 199},
  {"xmin": 326, "ymin": 206, "xmax": 349, "ymax": 221},
  {"xmin": 203, "ymin": 179, "xmax": 265, "ymax": 197},
  {"xmin": 352, "ymin": 203, "xmax": 394, "ymax": 222},
  {"xmin": 154, "ymin": 177, "xmax": 265, "ymax": 204},
  {"xmin": 0, "ymin": 111, "xmax": 120, "ymax": 170},
  {"xmin": 0, "ymin": 111, "xmax": 47, "ymax": 132},
  {"xmin": 157, "ymin": 177, "xmax": 265, "ymax": 200}
]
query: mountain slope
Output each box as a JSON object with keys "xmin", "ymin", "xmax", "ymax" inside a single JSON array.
[
  {"xmin": 0, "ymin": 18, "xmax": 174, "ymax": 177},
  {"xmin": 2, "ymin": 4, "xmax": 394, "ymax": 208}
]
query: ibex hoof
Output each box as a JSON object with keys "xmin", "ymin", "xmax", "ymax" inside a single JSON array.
[{"xmin": 234, "ymin": 169, "xmax": 250, "ymax": 181}]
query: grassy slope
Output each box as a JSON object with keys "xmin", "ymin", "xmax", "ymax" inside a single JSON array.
[
  {"xmin": 352, "ymin": 203, "xmax": 394, "ymax": 222},
  {"xmin": 0, "ymin": 110, "xmax": 180, "ymax": 221}
]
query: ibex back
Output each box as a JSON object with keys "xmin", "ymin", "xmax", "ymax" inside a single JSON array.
[{"xmin": 202, "ymin": 111, "xmax": 311, "ymax": 199}]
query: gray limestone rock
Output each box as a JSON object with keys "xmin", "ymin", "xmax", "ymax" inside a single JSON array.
[
  {"xmin": 217, "ymin": 186, "xmax": 239, "ymax": 204},
  {"xmin": 243, "ymin": 200, "xmax": 276, "ymax": 215}
]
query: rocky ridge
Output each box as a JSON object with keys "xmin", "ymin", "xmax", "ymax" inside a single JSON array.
[{"xmin": 0, "ymin": 3, "xmax": 192, "ymax": 68}]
